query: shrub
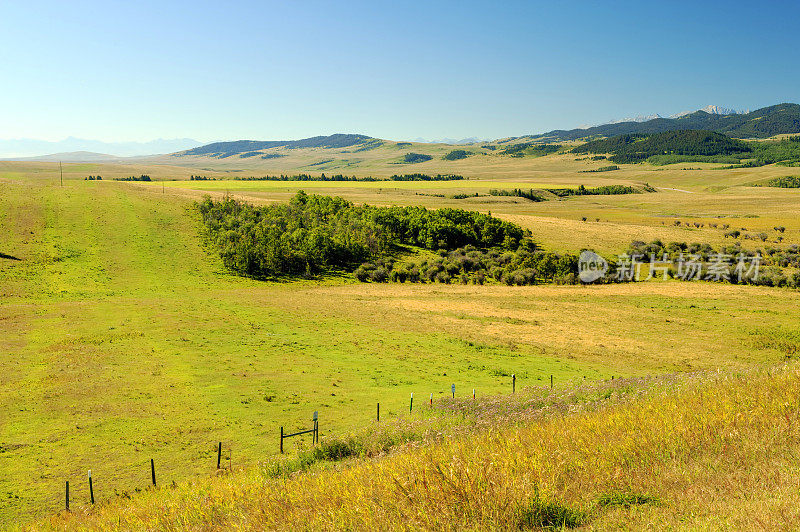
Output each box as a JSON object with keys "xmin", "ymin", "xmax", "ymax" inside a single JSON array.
[
  {"xmin": 442, "ymin": 149, "xmax": 470, "ymax": 161},
  {"xmin": 369, "ymin": 267, "xmax": 388, "ymax": 283},
  {"xmin": 402, "ymin": 153, "xmax": 433, "ymax": 164},
  {"xmin": 434, "ymin": 271, "xmax": 451, "ymax": 284}
]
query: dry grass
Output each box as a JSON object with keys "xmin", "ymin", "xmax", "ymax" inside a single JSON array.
[{"xmin": 41, "ymin": 363, "xmax": 800, "ymax": 530}]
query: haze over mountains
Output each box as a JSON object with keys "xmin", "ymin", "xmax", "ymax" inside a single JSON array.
[
  {"xmin": 3, "ymin": 104, "xmax": 798, "ymax": 163},
  {"xmin": 0, "ymin": 136, "xmax": 202, "ymax": 159}
]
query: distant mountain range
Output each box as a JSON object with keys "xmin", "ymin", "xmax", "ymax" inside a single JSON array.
[
  {"xmin": 0, "ymin": 137, "xmax": 202, "ymax": 158},
  {"xmin": 3, "ymin": 104, "xmax": 798, "ymax": 163},
  {"xmin": 529, "ymin": 103, "xmax": 797, "ymax": 141},
  {"xmin": 412, "ymin": 137, "xmax": 487, "ymax": 145},
  {"xmin": 597, "ymin": 105, "xmax": 747, "ymax": 126}
]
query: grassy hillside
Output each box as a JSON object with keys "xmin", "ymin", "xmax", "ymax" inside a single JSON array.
[
  {"xmin": 43, "ymin": 363, "xmax": 800, "ymax": 529},
  {"xmin": 3, "ymin": 161, "xmax": 800, "ymax": 526}
]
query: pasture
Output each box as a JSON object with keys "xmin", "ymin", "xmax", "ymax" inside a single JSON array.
[{"xmin": 2, "ymin": 157, "xmax": 800, "ymax": 524}]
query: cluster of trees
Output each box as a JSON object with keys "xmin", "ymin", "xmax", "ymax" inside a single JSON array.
[
  {"xmin": 572, "ymin": 130, "xmax": 752, "ymax": 163},
  {"xmin": 580, "ymin": 165, "xmax": 620, "ymax": 173},
  {"xmin": 762, "ymin": 176, "xmax": 800, "ymax": 188},
  {"xmin": 489, "ymin": 185, "xmax": 648, "ymax": 201},
  {"xmin": 443, "ymin": 149, "xmax": 470, "ymax": 161},
  {"xmin": 715, "ymin": 140, "xmax": 800, "ymax": 168},
  {"xmin": 84, "ymin": 175, "xmax": 103, "ymax": 181},
  {"xmin": 190, "ymin": 175, "xmax": 216, "ymax": 181},
  {"xmin": 500, "ymin": 143, "xmax": 562, "ymax": 158},
  {"xmin": 115, "ymin": 175, "xmax": 151, "ymax": 182},
  {"xmin": 647, "ymin": 154, "xmax": 742, "ymax": 165},
  {"xmin": 196, "ymin": 192, "xmax": 527, "ymax": 278},
  {"xmin": 354, "ymin": 244, "xmax": 578, "ymax": 285},
  {"xmin": 626, "ymin": 240, "xmax": 800, "ymax": 288},
  {"xmin": 747, "ymin": 140, "xmax": 800, "ymax": 166},
  {"xmin": 402, "ymin": 153, "xmax": 433, "ymax": 163},
  {"xmin": 489, "ymin": 188, "xmax": 547, "ymax": 202},
  {"xmin": 549, "ymin": 184, "xmax": 649, "ymax": 196}
]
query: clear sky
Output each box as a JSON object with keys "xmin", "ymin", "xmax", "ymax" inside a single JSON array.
[{"xmin": 1, "ymin": 0, "xmax": 798, "ymax": 143}]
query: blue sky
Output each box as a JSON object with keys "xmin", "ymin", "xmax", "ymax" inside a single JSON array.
[{"xmin": 1, "ymin": 0, "xmax": 798, "ymax": 143}]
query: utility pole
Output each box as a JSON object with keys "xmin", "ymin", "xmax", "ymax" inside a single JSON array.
[{"xmin": 60, "ymin": 161, "xmax": 63, "ymax": 187}]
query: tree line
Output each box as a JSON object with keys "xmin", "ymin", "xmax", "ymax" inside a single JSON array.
[{"xmin": 488, "ymin": 184, "xmax": 649, "ymax": 201}]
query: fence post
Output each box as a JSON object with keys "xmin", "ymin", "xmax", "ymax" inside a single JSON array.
[
  {"xmin": 451, "ymin": 384, "xmax": 455, "ymax": 398},
  {"xmin": 550, "ymin": 375, "xmax": 553, "ymax": 389},
  {"xmin": 512, "ymin": 374, "xmax": 516, "ymax": 394},
  {"xmin": 377, "ymin": 402, "xmax": 380, "ymax": 422},
  {"xmin": 65, "ymin": 480, "xmax": 69, "ymax": 512},
  {"xmin": 217, "ymin": 442, "xmax": 222, "ymax": 469},
  {"xmin": 151, "ymin": 458, "xmax": 156, "ymax": 487},
  {"xmin": 280, "ymin": 426, "xmax": 284, "ymax": 454},
  {"xmin": 410, "ymin": 393, "xmax": 413, "ymax": 412},
  {"xmin": 429, "ymin": 392, "xmax": 432, "ymax": 407},
  {"xmin": 472, "ymin": 388, "xmax": 475, "ymax": 400},
  {"xmin": 88, "ymin": 470, "xmax": 94, "ymax": 504}
]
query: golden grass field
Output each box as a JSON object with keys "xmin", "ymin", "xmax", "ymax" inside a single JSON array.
[
  {"xmin": 44, "ymin": 364, "xmax": 800, "ymax": 530},
  {"xmin": 2, "ymin": 147, "xmax": 800, "ymax": 529}
]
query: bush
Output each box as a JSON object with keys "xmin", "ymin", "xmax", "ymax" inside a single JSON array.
[
  {"xmin": 402, "ymin": 153, "xmax": 433, "ymax": 163},
  {"xmin": 369, "ymin": 267, "xmax": 388, "ymax": 283},
  {"xmin": 443, "ymin": 149, "xmax": 470, "ymax": 161},
  {"xmin": 434, "ymin": 271, "xmax": 451, "ymax": 284}
]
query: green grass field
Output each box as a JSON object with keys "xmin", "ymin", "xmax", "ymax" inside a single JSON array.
[{"xmin": 2, "ymin": 158, "xmax": 800, "ymax": 525}]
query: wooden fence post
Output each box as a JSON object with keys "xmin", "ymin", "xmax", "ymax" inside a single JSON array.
[
  {"xmin": 410, "ymin": 393, "xmax": 413, "ymax": 412},
  {"xmin": 151, "ymin": 458, "xmax": 156, "ymax": 487},
  {"xmin": 217, "ymin": 442, "xmax": 222, "ymax": 469},
  {"xmin": 65, "ymin": 480, "xmax": 69, "ymax": 512},
  {"xmin": 280, "ymin": 426, "xmax": 284, "ymax": 454},
  {"xmin": 377, "ymin": 402, "xmax": 380, "ymax": 422},
  {"xmin": 512, "ymin": 374, "xmax": 516, "ymax": 394},
  {"xmin": 88, "ymin": 470, "xmax": 94, "ymax": 504},
  {"xmin": 550, "ymin": 375, "xmax": 553, "ymax": 389}
]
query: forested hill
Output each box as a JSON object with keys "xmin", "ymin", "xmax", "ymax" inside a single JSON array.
[
  {"xmin": 572, "ymin": 130, "xmax": 752, "ymax": 163},
  {"xmin": 179, "ymin": 134, "xmax": 374, "ymax": 157},
  {"xmin": 530, "ymin": 103, "xmax": 800, "ymax": 141}
]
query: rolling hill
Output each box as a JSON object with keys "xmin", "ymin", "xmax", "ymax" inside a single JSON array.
[
  {"xmin": 527, "ymin": 103, "xmax": 800, "ymax": 141},
  {"xmin": 177, "ymin": 134, "xmax": 376, "ymax": 158}
]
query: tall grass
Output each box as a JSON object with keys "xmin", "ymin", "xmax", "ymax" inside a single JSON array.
[{"xmin": 43, "ymin": 364, "xmax": 800, "ymax": 530}]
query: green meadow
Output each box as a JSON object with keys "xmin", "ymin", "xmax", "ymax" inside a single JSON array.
[{"xmin": 2, "ymin": 163, "xmax": 800, "ymax": 524}]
